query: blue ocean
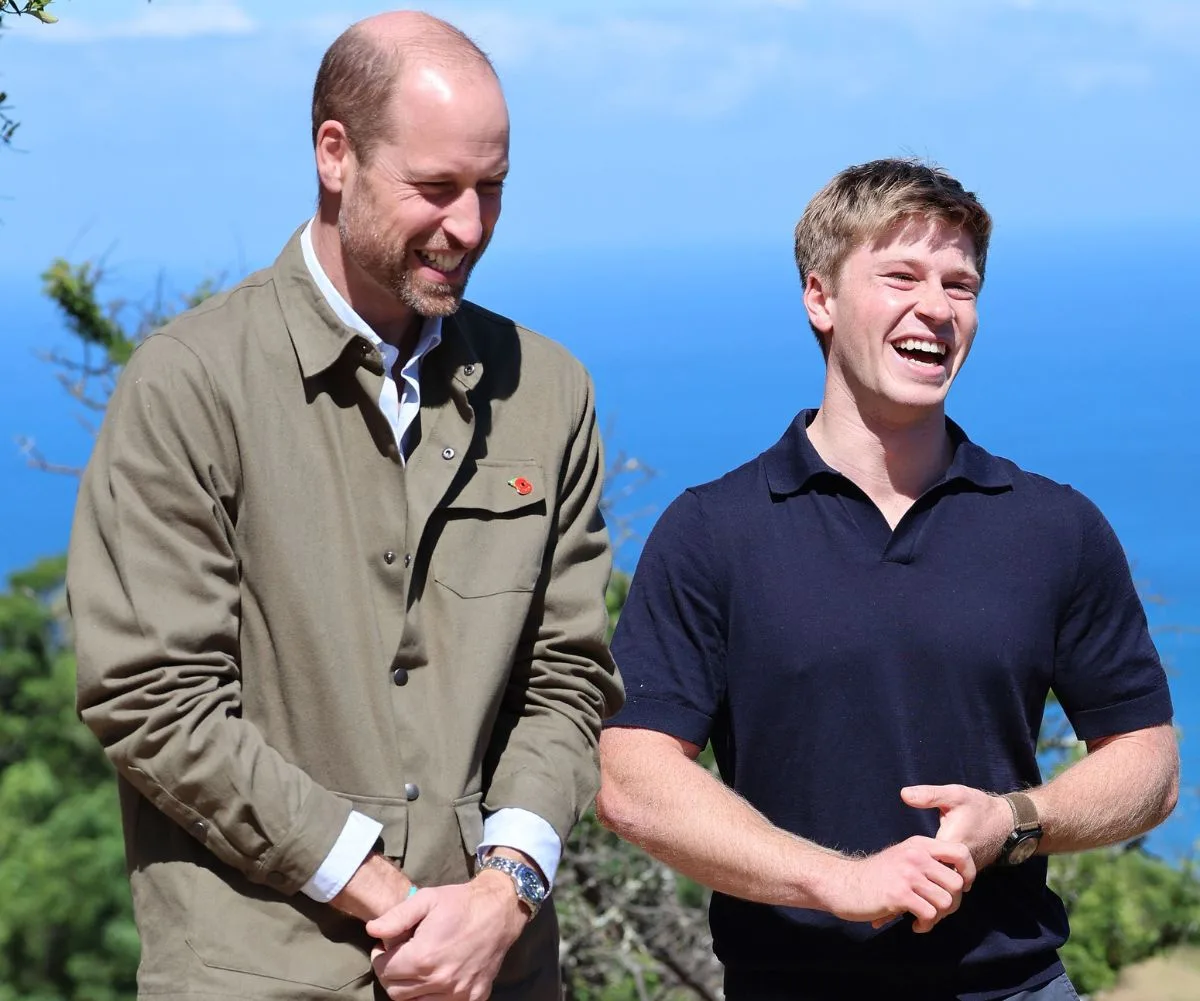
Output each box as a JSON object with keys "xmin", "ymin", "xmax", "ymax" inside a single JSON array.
[{"xmin": 4, "ymin": 226, "xmax": 1197, "ymax": 854}]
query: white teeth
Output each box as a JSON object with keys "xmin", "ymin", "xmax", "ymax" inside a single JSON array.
[
  {"xmin": 417, "ymin": 250, "xmax": 465, "ymax": 272},
  {"xmin": 895, "ymin": 338, "xmax": 947, "ymax": 356}
]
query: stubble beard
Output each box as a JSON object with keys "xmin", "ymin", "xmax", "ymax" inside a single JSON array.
[{"xmin": 338, "ymin": 187, "xmax": 485, "ymax": 319}]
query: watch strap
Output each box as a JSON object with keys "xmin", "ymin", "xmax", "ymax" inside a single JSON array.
[{"xmin": 1002, "ymin": 791, "xmax": 1040, "ymax": 832}]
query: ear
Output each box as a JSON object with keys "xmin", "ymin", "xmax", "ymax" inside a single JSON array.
[
  {"xmin": 315, "ymin": 120, "xmax": 355, "ymax": 197},
  {"xmin": 803, "ymin": 272, "xmax": 835, "ymax": 337}
]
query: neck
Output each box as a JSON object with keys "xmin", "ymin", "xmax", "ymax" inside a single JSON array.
[
  {"xmin": 807, "ymin": 380, "xmax": 953, "ymax": 506},
  {"xmin": 311, "ymin": 204, "xmax": 422, "ymax": 351}
]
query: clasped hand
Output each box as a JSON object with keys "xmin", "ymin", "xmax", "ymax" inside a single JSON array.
[
  {"xmin": 366, "ymin": 871, "xmax": 529, "ymax": 1001},
  {"xmin": 838, "ymin": 782, "xmax": 1014, "ymax": 933},
  {"xmin": 829, "ymin": 834, "xmax": 975, "ymax": 934}
]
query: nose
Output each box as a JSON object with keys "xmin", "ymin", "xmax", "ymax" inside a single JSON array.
[
  {"xmin": 915, "ymin": 281, "xmax": 954, "ymax": 327},
  {"xmin": 442, "ymin": 189, "xmax": 484, "ymax": 250}
]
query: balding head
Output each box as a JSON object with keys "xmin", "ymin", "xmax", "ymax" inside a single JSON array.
[{"xmin": 311, "ymin": 10, "xmax": 498, "ymax": 165}]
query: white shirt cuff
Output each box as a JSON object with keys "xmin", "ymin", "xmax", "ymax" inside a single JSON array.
[
  {"xmin": 300, "ymin": 810, "xmax": 383, "ymax": 903},
  {"xmin": 478, "ymin": 808, "xmax": 562, "ymax": 888}
]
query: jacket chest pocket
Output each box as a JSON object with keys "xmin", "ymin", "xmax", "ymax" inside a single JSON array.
[{"xmin": 432, "ymin": 460, "xmax": 549, "ymax": 598}]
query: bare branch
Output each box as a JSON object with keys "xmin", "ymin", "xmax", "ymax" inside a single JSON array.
[{"xmin": 16, "ymin": 436, "xmax": 83, "ymax": 477}]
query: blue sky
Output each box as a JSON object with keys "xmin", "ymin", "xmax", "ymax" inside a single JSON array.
[{"xmin": 3, "ymin": 0, "xmax": 1199, "ymax": 278}]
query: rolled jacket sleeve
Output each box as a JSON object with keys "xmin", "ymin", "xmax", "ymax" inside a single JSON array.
[
  {"xmin": 481, "ymin": 369, "xmax": 625, "ymax": 843},
  {"xmin": 68, "ymin": 334, "xmax": 352, "ymax": 894}
]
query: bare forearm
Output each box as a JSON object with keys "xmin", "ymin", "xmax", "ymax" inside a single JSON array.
[
  {"xmin": 597, "ymin": 730, "xmax": 843, "ymax": 909},
  {"xmin": 1031, "ymin": 723, "xmax": 1179, "ymax": 854},
  {"xmin": 331, "ymin": 853, "xmax": 416, "ymax": 922}
]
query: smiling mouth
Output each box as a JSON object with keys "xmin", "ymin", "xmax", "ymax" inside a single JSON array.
[
  {"xmin": 892, "ymin": 338, "xmax": 948, "ymax": 367},
  {"xmin": 415, "ymin": 249, "xmax": 467, "ymax": 274}
]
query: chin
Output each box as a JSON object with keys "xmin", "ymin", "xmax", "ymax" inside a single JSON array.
[
  {"xmin": 876, "ymin": 385, "xmax": 951, "ymax": 417},
  {"xmin": 399, "ymin": 276, "xmax": 467, "ymax": 317}
]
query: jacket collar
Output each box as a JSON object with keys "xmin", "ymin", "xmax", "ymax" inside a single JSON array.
[{"xmin": 272, "ymin": 225, "xmax": 483, "ymax": 392}]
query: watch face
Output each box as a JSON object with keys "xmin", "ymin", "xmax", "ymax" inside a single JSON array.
[
  {"xmin": 1007, "ymin": 834, "xmax": 1040, "ymax": 865},
  {"xmin": 516, "ymin": 866, "xmax": 547, "ymax": 904}
]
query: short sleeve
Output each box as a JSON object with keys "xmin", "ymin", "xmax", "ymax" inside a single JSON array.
[
  {"xmin": 1052, "ymin": 490, "xmax": 1173, "ymax": 739},
  {"xmin": 605, "ymin": 489, "xmax": 726, "ymax": 745}
]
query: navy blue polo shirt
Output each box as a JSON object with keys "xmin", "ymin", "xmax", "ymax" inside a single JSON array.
[{"xmin": 607, "ymin": 409, "xmax": 1172, "ymax": 1001}]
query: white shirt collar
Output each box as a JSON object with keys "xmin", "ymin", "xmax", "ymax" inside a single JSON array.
[{"xmin": 299, "ymin": 219, "xmax": 443, "ymax": 372}]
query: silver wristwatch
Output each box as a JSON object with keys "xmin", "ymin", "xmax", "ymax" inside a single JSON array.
[{"xmin": 476, "ymin": 855, "xmax": 547, "ymax": 918}]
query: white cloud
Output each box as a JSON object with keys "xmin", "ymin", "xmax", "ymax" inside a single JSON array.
[
  {"xmin": 11, "ymin": 0, "xmax": 1191, "ymax": 114},
  {"xmin": 16, "ymin": 1, "xmax": 256, "ymax": 42},
  {"xmin": 414, "ymin": 0, "xmax": 1190, "ymax": 118}
]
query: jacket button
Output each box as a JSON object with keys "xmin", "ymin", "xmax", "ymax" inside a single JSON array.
[
  {"xmin": 267, "ymin": 870, "xmax": 287, "ymax": 887},
  {"xmin": 463, "ymin": 363, "xmax": 475, "ymax": 376},
  {"xmin": 391, "ymin": 667, "xmax": 409, "ymax": 686},
  {"xmin": 189, "ymin": 819, "xmax": 208, "ymax": 841},
  {"xmin": 403, "ymin": 553, "xmax": 412, "ymax": 568},
  {"xmin": 404, "ymin": 783, "xmax": 420, "ymax": 801},
  {"xmin": 441, "ymin": 447, "xmax": 455, "ymax": 460},
  {"xmin": 384, "ymin": 550, "xmax": 396, "ymax": 565}
]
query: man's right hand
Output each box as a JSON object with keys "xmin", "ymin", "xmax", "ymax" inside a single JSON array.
[{"xmin": 822, "ymin": 836, "xmax": 975, "ymax": 933}]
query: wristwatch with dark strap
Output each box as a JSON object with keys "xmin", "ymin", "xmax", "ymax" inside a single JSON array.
[{"xmin": 996, "ymin": 791, "xmax": 1043, "ymax": 865}]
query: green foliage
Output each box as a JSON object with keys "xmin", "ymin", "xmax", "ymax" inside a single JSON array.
[
  {"xmin": 0, "ymin": 1, "xmax": 60, "ymax": 147},
  {"xmin": 605, "ymin": 570, "xmax": 630, "ymax": 641},
  {"xmin": 1051, "ymin": 845, "xmax": 1200, "ymax": 995},
  {"xmin": 42, "ymin": 261, "xmax": 134, "ymax": 365},
  {"xmin": 0, "ymin": 558, "xmax": 138, "ymax": 1001},
  {"xmin": 1, "ymin": 2, "xmax": 59, "ymax": 25}
]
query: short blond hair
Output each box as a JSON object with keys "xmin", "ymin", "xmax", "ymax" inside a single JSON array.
[{"xmin": 794, "ymin": 159, "xmax": 992, "ymax": 348}]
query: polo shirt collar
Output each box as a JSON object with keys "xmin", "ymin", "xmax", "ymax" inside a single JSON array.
[{"xmin": 764, "ymin": 408, "xmax": 1012, "ymax": 497}]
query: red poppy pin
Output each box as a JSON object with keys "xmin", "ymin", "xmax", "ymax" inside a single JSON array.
[{"xmin": 508, "ymin": 476, "xmax": 534, "ymax": 496}]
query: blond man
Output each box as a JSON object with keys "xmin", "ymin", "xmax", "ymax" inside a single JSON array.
[{"xmin": 598, "ymin": 159, "xmax": 1177, "ymax": 1000}]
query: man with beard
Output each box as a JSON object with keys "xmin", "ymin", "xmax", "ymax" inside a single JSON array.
[
  {"xmin": 596, "ymin": 159, "xmax": 1178, "ymax": 1000},
  {"xmin": 67, "ymin": 11, "xmax": 622, "ymax": 1001}
]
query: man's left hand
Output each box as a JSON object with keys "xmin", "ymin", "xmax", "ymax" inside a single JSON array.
[
  {"xmin": 365, "ymin": 871, "xmax": 529, "ymax": 1001},
  {"xmin": 901, "ymin": 783, "xmax": 1014, "ymax": 869}
]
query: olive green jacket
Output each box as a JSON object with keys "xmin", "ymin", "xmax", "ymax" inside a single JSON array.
[{"xmin": 68, "ymin": 229, "xmax": 624, "ymax": 999}]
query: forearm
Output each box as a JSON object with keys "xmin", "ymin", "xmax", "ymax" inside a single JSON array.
[
  {"xmin": 331, "ymin": 852, "xmax": 417, "ymax": 922},
  {"xmin": 1031, "ymin": 723, "xmax": 1179, "ymax": 854},
  {"xmin": 597, "ymin": 729, "xmax": 844, "ymax": 909}
]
